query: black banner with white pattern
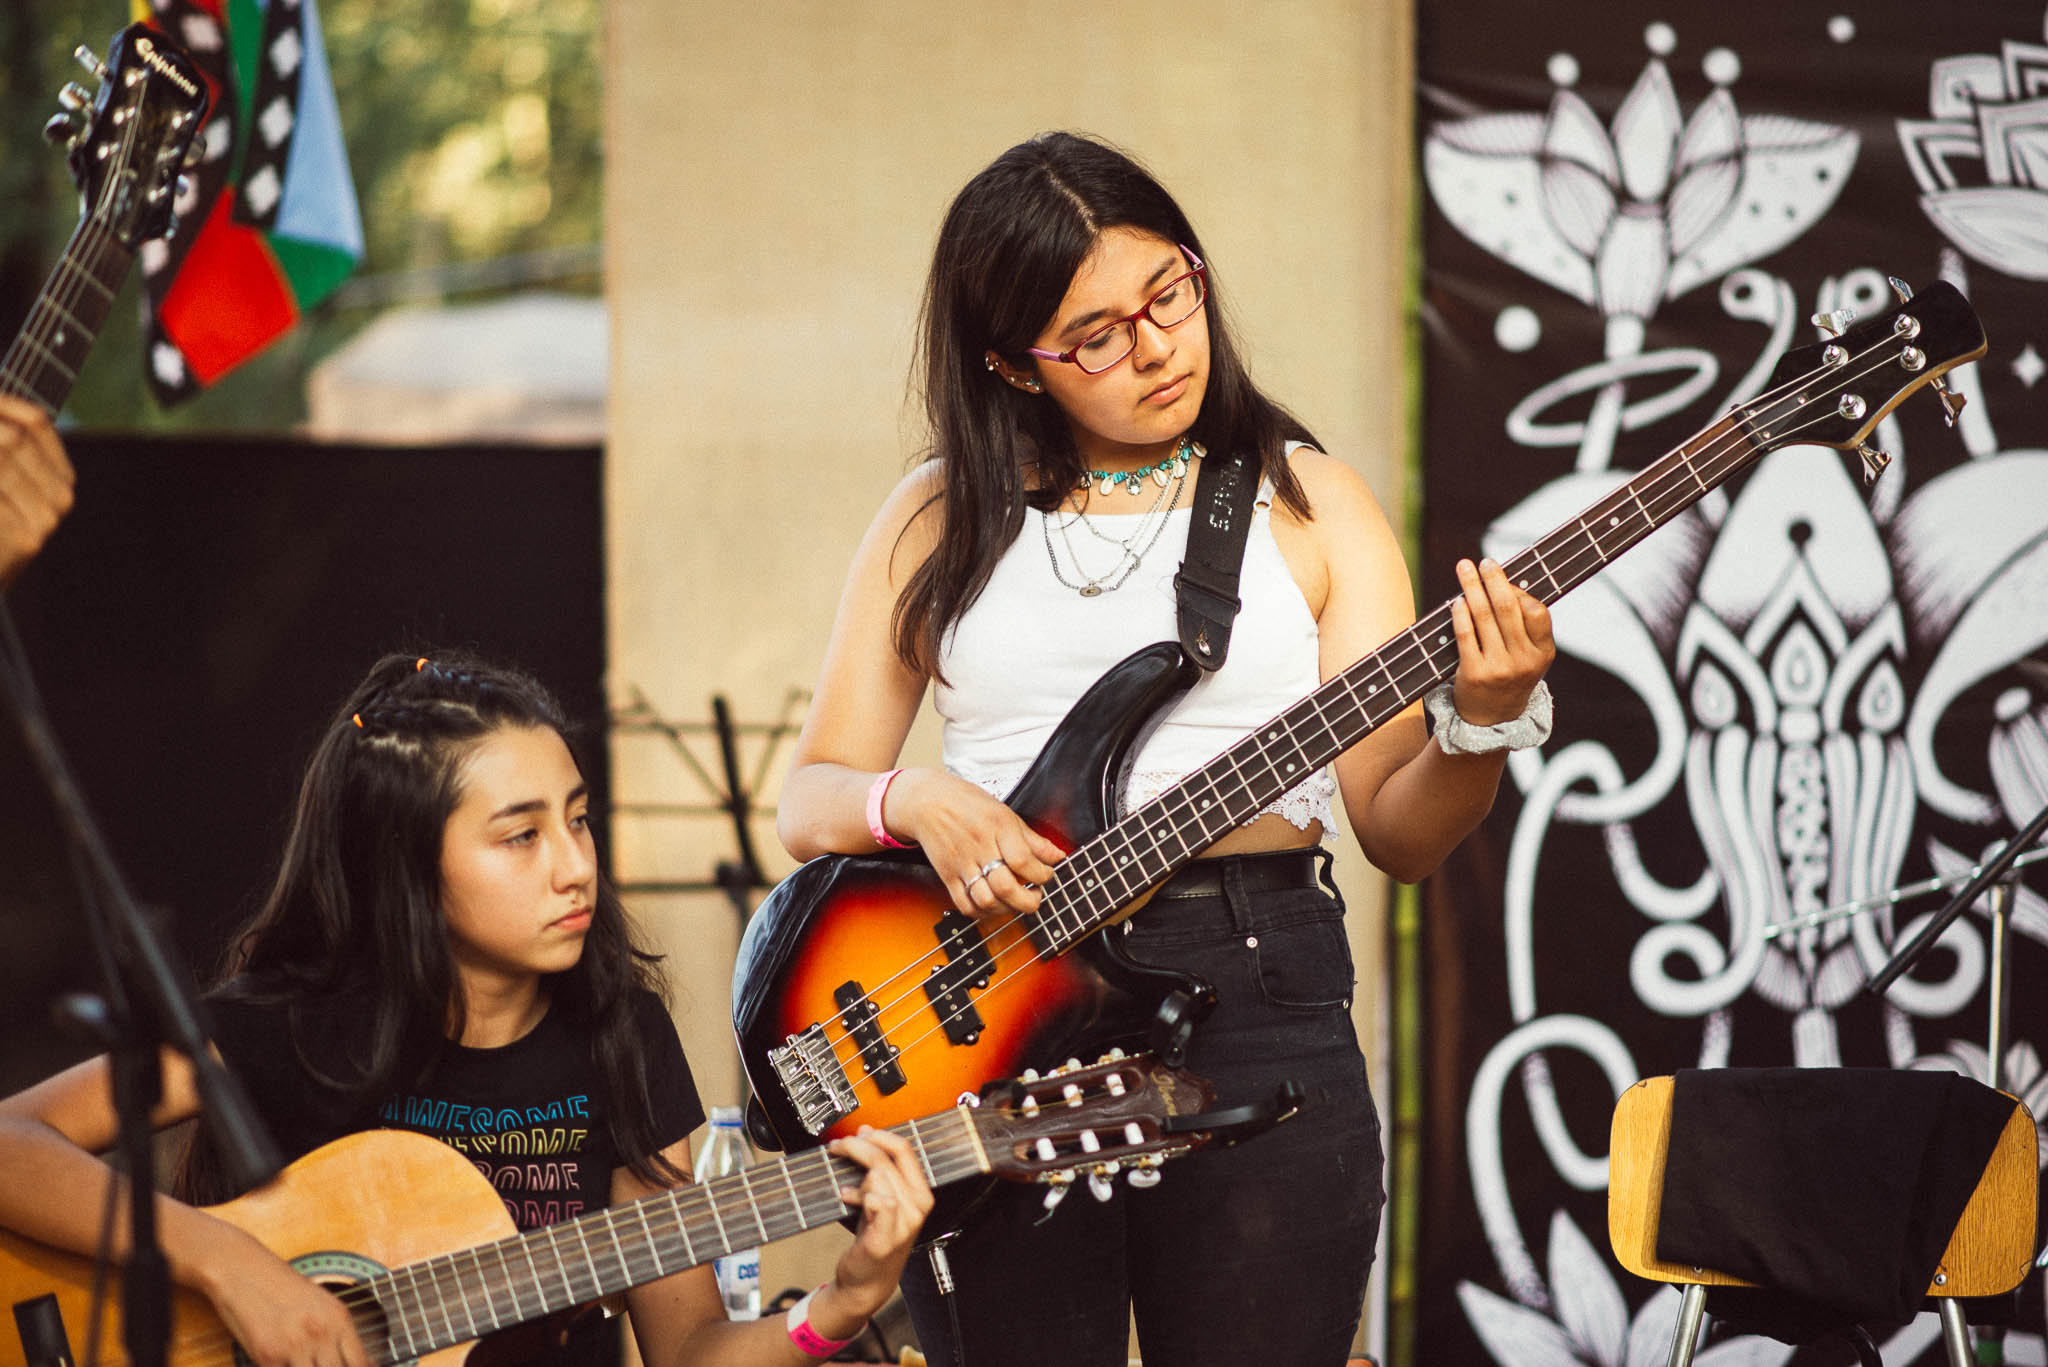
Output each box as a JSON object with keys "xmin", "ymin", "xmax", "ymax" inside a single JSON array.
[{"xmin": 1414, "ymin": 4, "xmax": 2048, "ymax": 1364}]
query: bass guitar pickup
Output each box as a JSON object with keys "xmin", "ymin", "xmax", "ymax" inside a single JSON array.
[
  {"xmin": 922, "ymin": 909, "xmax": 992, "ymax": 1045},
  {"xmin": 835, "ymin": 981, "xmax": 906, "ymax": 1096}
]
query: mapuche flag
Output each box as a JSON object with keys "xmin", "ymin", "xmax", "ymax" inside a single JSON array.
[{"xmin": 136, "ymin": 0, "xmax": 363, "ymax": 403}]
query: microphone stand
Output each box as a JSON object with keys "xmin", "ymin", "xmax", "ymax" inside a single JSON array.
[
  {"xmin": 1865, "ymin": 794, "xmax": 2047, "ymax": 1062},
  {"xmin": 0, "ymin": 601, "xmax": 280, "ymax": 1367},
  {"xmin": 1865, "ymin": 796, "xmax": 2044, "ymax": 1367}
]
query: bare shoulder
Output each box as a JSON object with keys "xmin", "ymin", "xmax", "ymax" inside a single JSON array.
[
  {"xmin": 861, "ymin": 459, "xmax": 947, "ymax": 587},
  {"xmin": 1268, "ymin": 447, "xmax": 1406, "ymax": 614},
  {"xmin": 1275, "ymin": 445, "xmax": 1391, "ymax": 529}
]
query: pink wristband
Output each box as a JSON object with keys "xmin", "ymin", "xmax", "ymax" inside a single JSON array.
[
  {"xmin": 785, "ymin": 1285, "xmax": 856, "ymax": 1357},
  {"xmin": 865, "ymin": 768, "xmax": 912, "ymax": 849}
]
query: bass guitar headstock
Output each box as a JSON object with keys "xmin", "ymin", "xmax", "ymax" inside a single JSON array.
[
  {"xmin": 969, "ymin": 1050, "xmax": 1301, "ymax": 1213},
  {"xmin": 43, "ymin": 23, "xmax": 210, "ymax": 250},
  {"xmin": 1741, "ymin": 278, "xmax": 1987, "ymax": 485}
]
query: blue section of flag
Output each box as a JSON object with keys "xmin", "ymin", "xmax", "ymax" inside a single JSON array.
[{"xmin": 268, "ymin": 0, "xmax": 362, "ymax": 260}]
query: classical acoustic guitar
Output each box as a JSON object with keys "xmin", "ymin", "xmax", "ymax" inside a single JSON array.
[
  {"xmin": 0, "ymin": 1055, "xmax": 1244, "ymax": 1367},
  {"xmin": 0, "ymin": 23, "xmax": 208, "ymax": 412},
  {"xmin": 733, "ymin": 281, "xmax": 1988, "ymax": 1170}
]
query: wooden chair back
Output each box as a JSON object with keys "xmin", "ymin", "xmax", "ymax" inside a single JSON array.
[{"xmin": 1607, "ymin": 1075, "xmax": 2038, "ymax": 1297}]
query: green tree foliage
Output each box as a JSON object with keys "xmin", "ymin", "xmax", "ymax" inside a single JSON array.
[{"xmin": 0, "ymin": 0, "xmax": 601, "ymax": 430}]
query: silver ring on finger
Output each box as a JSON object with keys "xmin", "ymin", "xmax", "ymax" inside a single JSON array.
[
  {"xmin": 979, "ymin": 858, "xmax": 1006, "ymax": 879},
  {"xmin": 964, "ymin": 871, "xmax": 988, "ymax": 889}
]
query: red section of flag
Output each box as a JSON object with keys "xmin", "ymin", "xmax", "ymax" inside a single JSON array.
[{"xmin": 157, "ymin": 194, "xmax": 300, "ymax": 385}]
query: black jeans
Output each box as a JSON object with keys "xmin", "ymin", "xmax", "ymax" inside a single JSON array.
[{"xmin": 901, "ymin": 848, "xmax": 1385, "ymax": 1366}]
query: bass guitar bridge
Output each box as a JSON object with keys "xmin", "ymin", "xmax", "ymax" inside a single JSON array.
[{"xmin": 767, "ymin": 1023, "xmax": 856, "ymax": 1135}]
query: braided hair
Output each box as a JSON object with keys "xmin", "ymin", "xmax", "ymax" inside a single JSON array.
[{"xmin": 179, "ymin": 651, "xmax": 682, "ymax": 1199}]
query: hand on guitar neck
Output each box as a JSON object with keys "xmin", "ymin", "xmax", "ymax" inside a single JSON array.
[{"xmin": 0, "ymin": 396, "xmax": 74, "ymax": 591}]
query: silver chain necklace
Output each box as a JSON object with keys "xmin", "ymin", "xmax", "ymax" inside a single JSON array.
[{"xmin": 1042, "ymin": 441, "xmax": 1198, "ymax": 597}]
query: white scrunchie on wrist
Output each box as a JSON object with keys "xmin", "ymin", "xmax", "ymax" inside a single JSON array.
[{"xmin": 1425, "ymin": 679, "xmax": 1553, "ymax": 755}]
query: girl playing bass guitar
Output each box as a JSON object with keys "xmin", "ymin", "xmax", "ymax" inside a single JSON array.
[{"xmin": 775, "ymin": 131, "xmax": 1556, "ymax": 1367}]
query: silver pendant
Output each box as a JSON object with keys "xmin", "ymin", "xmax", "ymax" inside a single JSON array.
[
  {"xmin": 1079, "ymin": 584, "xmax": 1103, "ymax": 597},
  {"xmin": 1127, "ymin": 477, "xmax": 1144, "ymax": 496}
]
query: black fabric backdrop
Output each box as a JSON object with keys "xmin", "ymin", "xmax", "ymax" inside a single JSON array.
[
  {"xmin": 1414, "ymin": 4, "xmax": 2046, "ymax": 1365},
  {"xmin": 0, "ymin": 435, "xmax": 605, "ymax": 1095}
]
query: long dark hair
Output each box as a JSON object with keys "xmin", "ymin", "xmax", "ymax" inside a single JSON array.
[
  {"xmin": 897, "ymin": 130, "xmax": 1320, "ymax": 676},
  {"xmin": 178, "ymin": 651, "xmax": 682, "ymax": 1199}
]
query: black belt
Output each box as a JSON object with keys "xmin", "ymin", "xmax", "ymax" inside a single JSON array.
[{"xmin": 1149, "ymin": 847, "xmax": 1325, "ymax": 901}]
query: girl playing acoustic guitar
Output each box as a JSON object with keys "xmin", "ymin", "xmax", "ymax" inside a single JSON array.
[
  {"xmin": 774, "ymin": 132, "xmax": 1556, "ymax": 1365},
  {"xmin": 0, "ymin": 651, "xmax": 933, "ymax": 1367}
]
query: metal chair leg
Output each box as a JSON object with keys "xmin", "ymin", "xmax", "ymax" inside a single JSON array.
[
  {"xmin": 1937, "ymin": 1299, "xmax": 1972, "ymax": 1367},
  {"xmin": 1668, "ymin": 1283, "xmax": 1709, "ymax": 1367}
]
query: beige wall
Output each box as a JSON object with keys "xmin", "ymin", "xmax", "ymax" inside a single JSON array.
[{"xmin": 604, "ymin": 0, "xmax": 1414, "ymax": 1346}]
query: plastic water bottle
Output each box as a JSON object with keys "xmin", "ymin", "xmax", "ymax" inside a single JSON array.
[{"xmin": 701, "ymin": 1106, "xmax": 762, "ymax": 1320}]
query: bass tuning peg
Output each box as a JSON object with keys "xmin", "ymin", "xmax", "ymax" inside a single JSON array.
[
  {"xmin": 1811, "ymin": 308, "xmax": 1855, "ymax": 337},
  {"xmin": 73, "ymin": 45, "xmax": 108, "ymax": 82},
  {"xmin": 1886, "ymin": 276, "xmax": 1914, "ymax": 304},
  {"xmin": 1929, "ymin": 376, "xmax": 1965, "ymax": 427}
]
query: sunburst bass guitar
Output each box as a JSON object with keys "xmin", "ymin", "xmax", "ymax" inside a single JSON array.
[
  {"xmin": 0, "ymin": 1056, "xmax": 1260, "ymax": 1367},
  {"xmin": 733, "ymin": 280, "xmax": 1988, "ymax": 1168}
]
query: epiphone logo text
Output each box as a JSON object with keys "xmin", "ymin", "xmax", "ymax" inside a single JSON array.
[{"xmin": 132, "ymin": 36, "xmax": 201, "ymax": 99}]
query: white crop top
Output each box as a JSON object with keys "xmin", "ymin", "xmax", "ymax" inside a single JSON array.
[{"xmin": 935, "ymin": 472, "xmax": 1337, "ymax": 830}]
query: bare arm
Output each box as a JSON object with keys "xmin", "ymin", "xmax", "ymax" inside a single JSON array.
[
  {"xmin": 620, "ymin": 1127, "xmax": 934, "ymax": 1367},
  {"xmin": 0, "ymin": 1052, "xmax": 370, "ymax": 1367},
  {"xmin": 0, "ymin": 395, "xmax": 76, "ymax": 589},
  {"xmin": 776, "ymin": 464, "xmax": 1065, "ymax": 917},
  {"xmin": 1278, "ymin": 449, "xmax": 1555, "ymax": 882}
]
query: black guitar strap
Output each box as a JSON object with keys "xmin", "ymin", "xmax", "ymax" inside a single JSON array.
[{"xmin": 1174, "ymin": 448, "xmax": 1260, "ymax": 673}]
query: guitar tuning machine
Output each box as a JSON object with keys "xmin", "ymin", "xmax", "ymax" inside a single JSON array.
[
  {"xmin": 58, "ymin": 82, "xmax": 93, "ymax": 115},
  {"xmin": 1855, "ymin": 442, "xmax": 1892, "ymax": 486},
  {"xmin": 1039, "ymin": 1170, "xmax": 1075, "ymax": 1216},
  {"xmin": 1127, "ymin": 1155, "xmax": 1164, "ymax": 1189},
  {"xmin": 1929, "ymin": 376, "xmax": 1966, "ymax": 427},
  {"xmin": 1087, "ymin": 1167, "xmax": 1119, "ymax": 1202},
  {"xmin": 1887, "ymin": 276, "xmax": 1914, "ymax": 304},
  {"xmin": 1811, "ymin": 307, "xmax": 1856, "ymax": 338},
  {"xmin": 41, "ymin": 112, "xmax": 81, "ymax": 148},
  {"xmin": 74, "ymin": 45, "xmax": 108, "ymax": 82}
]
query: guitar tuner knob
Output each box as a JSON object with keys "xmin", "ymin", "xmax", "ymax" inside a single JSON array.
[
  {"xmin": 42, "ymin": 113, "xmax": 78, "ymax": 147},
  {"xmin": 1855, "ymin": 443, "xmax": 1892, "ymax": 485},
  {"xmin": 58, "ymin": 82, "xmax": 93, "ymax": 114},
  {"xmin": 1127, "ymin": 1164, "xmax": 1162, "ymax": 1189},
  {"xmin": 1811, "ymin": 307, "xmax": 1856, "ymax": 338},
  {"xmin": 74, "ymin": 46, "xmax": 108, "ymax": 81},
  {"xmin": 1929, "ymin": 376, "xmax": 1966, "ymax": 427},
  {"xmin": 1088, "ymin": 1169, "xmax": 1117, "ymax": 1202},
  {"xmin": 1887, "ymin": 276, "xmax": 1914, "ymax": 303}
]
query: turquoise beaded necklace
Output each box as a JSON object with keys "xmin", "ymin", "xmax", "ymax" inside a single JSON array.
[{"xmin": 1079, "ymin": 436, "xmax": 1197, "ymax": 497}]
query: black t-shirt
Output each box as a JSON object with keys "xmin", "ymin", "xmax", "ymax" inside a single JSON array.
[{"xmin": 207, "ymin": 988, "xmax": 704, "ymax": 1229}]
